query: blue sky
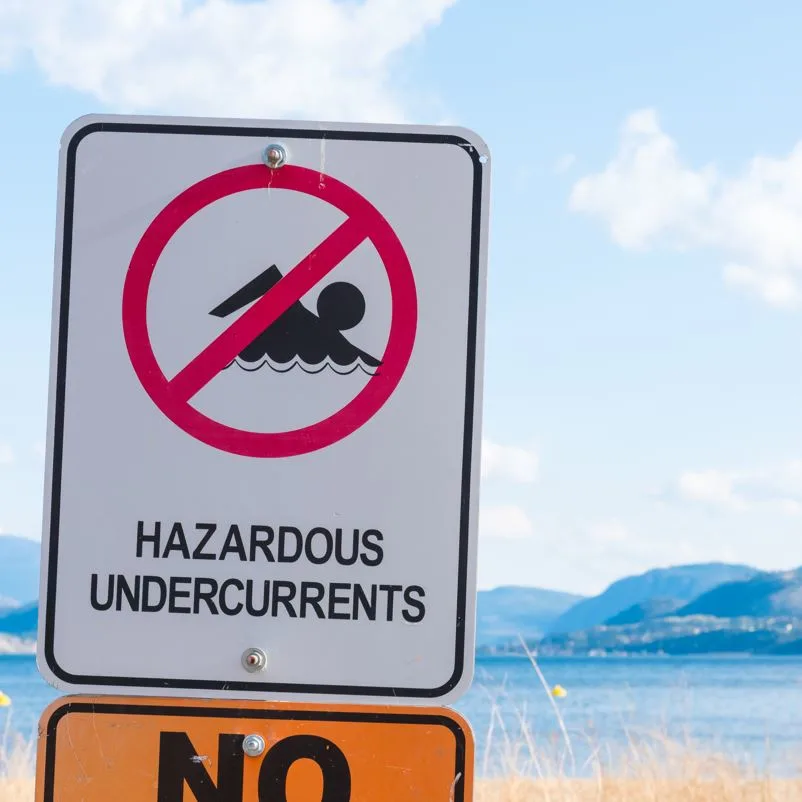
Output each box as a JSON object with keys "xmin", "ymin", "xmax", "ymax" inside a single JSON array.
[{"xmin": 3, "ymin": 0, "xmax": 802, "ymax": 595}]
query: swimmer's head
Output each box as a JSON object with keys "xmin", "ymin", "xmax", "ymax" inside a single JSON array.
[{"xmin": 316, "ymin": 282, "xmax": 366, "ymax": 331}]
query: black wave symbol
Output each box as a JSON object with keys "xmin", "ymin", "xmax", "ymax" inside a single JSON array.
[{"xmin": 210, "ymin": 265, "xmax": 382, "ymax": 375}]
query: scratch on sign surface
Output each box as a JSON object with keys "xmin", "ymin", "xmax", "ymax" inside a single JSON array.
[
  {"xmin": 449, "ymin": 772, "xmax": 463, "ymax": 802},
  {"xmin": 89, "ymin": 708, "xmax": 110, "ymax": 768},
  {"xmin": 319, "ymin": 136, "xmax": 327, "ymax": 190},
  {"xmin": 64, "ymin": 722, "xmax": 90, "ymax": 784}
]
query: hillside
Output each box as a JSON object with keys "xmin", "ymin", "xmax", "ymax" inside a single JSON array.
[
  {"xmin": 476, "ymin": 586, "xmax": 584, "ymax": 646},
  {"xmin": 548, "ymin": 562, "xmax": 758, "ymax": 634},
  {"xmin": 604, "ymin": 597, "xmax": 682, "ymax": 626},
  {"xmin": 537, "ymin": 612, "xmax": 802, "ymax": 657},
  {"xmin": 532, "ymin": 565, "xmax": 802, "ymax": 656},
  {"xmin": 675, "ymin": 568, "xmax": 802, "ymax": 619},
  {"xmin": 0, "ymin": 535, "xmax": 40, "ymax": 604}
]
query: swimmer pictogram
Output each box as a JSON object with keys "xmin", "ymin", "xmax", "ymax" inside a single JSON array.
[{"xmin": 210, "ymin": 264, "xmax": 382, "ymax": 375}]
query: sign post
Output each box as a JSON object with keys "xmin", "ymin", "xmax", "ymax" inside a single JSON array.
[{"xmin": 35, "ymin": 113, "xmax": 490, "ymax": 800}]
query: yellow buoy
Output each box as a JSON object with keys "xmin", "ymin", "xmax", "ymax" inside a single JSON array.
[
  {"xmin": 551, "ymin": 684, "xmax": 567, "ymax": 698},
  {"xmin": 0, "ymin": 691, "xmax": 10, "ymax": 707}
]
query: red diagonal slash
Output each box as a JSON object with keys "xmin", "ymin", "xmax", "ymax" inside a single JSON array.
[{"xmin": 168, "ymin": 216, "xmax": 367, "ymax": 402}]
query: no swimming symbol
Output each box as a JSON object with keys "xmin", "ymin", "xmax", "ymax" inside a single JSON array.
[{"xmin": 122, "ymin": 163, "xmax": 417, "ymax": 459}]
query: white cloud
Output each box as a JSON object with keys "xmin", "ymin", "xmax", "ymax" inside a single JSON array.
[
  {"xmin": 780, "ymin": 499, "xmax": 802, "ymax": 516},
  {"xmin": 675, "ymin": 460, "xmax": 802, "ymax": 514},
  {"xmin": 586, "ymin": 519, "xmax": 629, "ymax": 544},
  {"xmin": 678, "ymin": 469, "xmax": 746, "ymax": 511},
  {"xmin": 570, "ymin": 108, "xmax": 802, "ymax": 307},
  {"xmin": 479, "ymin": 504, "xmax": 534, "ymax": 540},
  {"xmin": 554, "ymin": 153, "xmax": 576, "ymax": 174},
  {"xmin": 722, "ymin": 263, "xmax": 800, "ymax": 308},
  {"xmin": 481, "ymin": 438, "xmax": 539, "ymax": 484},
  {"xmin": 0, "ymin": 0, "xmax": 456, "ymax": 122},
  {"xmin": 0, "ymin": 445, "xmax": 14, "ymax": 466}
]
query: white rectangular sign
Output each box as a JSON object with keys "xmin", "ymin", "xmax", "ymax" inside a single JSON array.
[{"xmin": 38, "ymin": 113, "xmax": 490, "ymax": 704}]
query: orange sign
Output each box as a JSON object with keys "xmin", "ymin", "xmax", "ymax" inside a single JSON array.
[{"xmin": 35, "ymin": 696, "xmax": 473, "ymax": 802}]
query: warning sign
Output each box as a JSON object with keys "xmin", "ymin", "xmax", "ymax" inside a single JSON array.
[
  {"xmin": 122, "ymin": 163, "xmax": 418, "ymax": 457},
  {"xmin": 38, "ymin": 114, "xmax": 490, "ymax": 704},
  {"xmin": 35, "ymin": 696, "xmax": 474, "ymax": 802}
]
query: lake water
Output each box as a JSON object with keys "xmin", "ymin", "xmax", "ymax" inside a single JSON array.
[{"xmin": 3, "ymin": 654, "xmax": 802, "ymax": 778}]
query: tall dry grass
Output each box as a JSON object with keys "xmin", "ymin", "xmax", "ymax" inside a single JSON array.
[
  {"xmin": 472, "ymin": 722, "xmax": 802, "ymax": 801},
  {"xmin": 470, "ymin": 639, "xmax": 802, "ymax": 800},
  {"xmin": 0, "ymin": 734, "xmax": 34, "ymax": 802},
  {"xmin": 475, "ymin": 776, "xmax": 802, "ymax": 801},
  {"xmin": 2, "ymin": 728, "xmax": 799, "ymax": 802},
  {"xmin": 1, "ymin": 641, "xmax": 800, "ymax": 800}
]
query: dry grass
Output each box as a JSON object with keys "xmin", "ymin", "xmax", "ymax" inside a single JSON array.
[
  {"xmin": 475, "ymin": 776, "xmax": 802, "ymax": 801},
  {"xmin": 1, "ymin": 642, "xmax": 800, "ymax": 800},
  {"xmin": 473, "ymin": 722, "xmax": 802, "ymax": 801},
  {"xmin": 1, "ymin": 732, "xmax": 799, "ymax": 802},
  {"xmin": 0, "ymin": 778, "xmax": 33, "ymax": 802},
  {"xmin": 0, "ymin": 734, "xmax": 34, "ymax": 802},
  {"xmin": 469, "ymin": 639, "xmax": 802, "ymax": 800},
  {"xmin": 470, "ymin": 705, "xmax": 802, "ymax": 800}
]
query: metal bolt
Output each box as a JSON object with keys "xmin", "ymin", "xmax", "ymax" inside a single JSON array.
[
  {"xmin": 242, "ymin": 734, "xmax": 266, "ymax": 757},
  {"xmin": 241, "ymin": 647, "xmax": 268, "ymax": 672},
  {"xmin": 263, "ymin": 143, "xmax": 287, "ymax": 169}
]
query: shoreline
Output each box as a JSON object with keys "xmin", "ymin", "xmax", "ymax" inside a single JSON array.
[
  {"xmin": 5, "ymin": 645, "xmax": 802, "ymax": 659},
  {"xmin": 475, "ymin": 650, "xmax": 789, "ymax": 659}
]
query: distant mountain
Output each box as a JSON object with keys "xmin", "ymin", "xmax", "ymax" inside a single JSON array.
[
  {"xmin": 476, "ymin": 586, "xmax": 584, "ymax": 646},
  {"xmin": 0, "ymin": 602, "xmax": 37, "ymax": 638},
  {"xmin": 604, "ymin": 596, "xmax": 682, "ymax": 626},
  {"xmin": 0, "ymin": 535, "xmax": 40, "ymax": 604},
  {"xmin": 548, "ymin": 563, "xmax": 759, "ymax": 634},
  {"xmin": 675, "ymin": 568, "xmax": 802, "ymax": 619},
  {"xmin": 539, "ymin": 614, "xmax": 802, "ymax": 656},
  {"xmin": 533, "ymin": 565, "xmax": 802, "ymax": 657}
]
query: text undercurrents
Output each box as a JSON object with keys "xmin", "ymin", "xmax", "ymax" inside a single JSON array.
[{"xmin": 89, "ymin": 521, "xmax": 427, "ymax": 623}]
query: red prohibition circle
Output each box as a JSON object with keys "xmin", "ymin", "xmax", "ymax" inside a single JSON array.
[{"xmin": 122, "ymin": 163, "xmax": 417, "ymax": 458}]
